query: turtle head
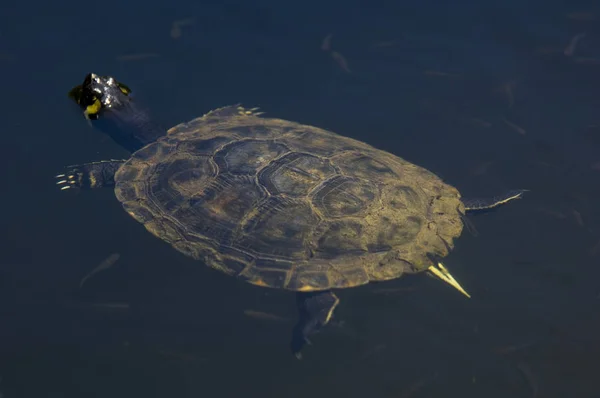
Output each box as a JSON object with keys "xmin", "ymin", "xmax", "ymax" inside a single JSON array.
[
  {"xmin": 68, "ymin": 73, "xmax": 166, "ymax": 153},
  {"xmin": 68, "ymin": 73, "xmax": 132, "ymax": 120}
]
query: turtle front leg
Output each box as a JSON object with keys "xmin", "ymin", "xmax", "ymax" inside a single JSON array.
[
  {"xmin": 291, "ymin": 290, "xmax": 339, "ymax": 359},
  {"xmin": 55, "ymin": 160, "xmax": 125, "ymax": 190}
]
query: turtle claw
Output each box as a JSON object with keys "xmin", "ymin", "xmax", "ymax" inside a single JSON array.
[
  {"xmin": 237, "ymin": 106, "xmax": 265, "ymax": 117},
  {"xmin": 55, "ymin": 167, "xmax": 83, "ymax": 190},
  {"xmin": 427, "ymin": 262, "xmax": 471, "ymax": 298}
]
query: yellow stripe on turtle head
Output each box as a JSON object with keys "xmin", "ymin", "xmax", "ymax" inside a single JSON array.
[
  {"xmin": 84, "ymin": 98, "xmax": 102, "ymax": 119},
  {"xmin": 118, "ymin": 83, "xmax": 132, "ymax": 95}
]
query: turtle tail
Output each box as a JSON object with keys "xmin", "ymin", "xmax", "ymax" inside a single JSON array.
[{"xmin": 462, "ymin": 189, "xmax": 528, "ymax": 213}]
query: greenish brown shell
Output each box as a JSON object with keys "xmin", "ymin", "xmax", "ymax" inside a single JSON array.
[{"xmin": 114, "ymin": 106, "xmax": 465, "ymax": 291}]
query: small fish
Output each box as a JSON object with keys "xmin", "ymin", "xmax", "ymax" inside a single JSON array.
[
  {"xmin": 321, "ymin": 33, "xmax": 333, "ymax": 51},
  {"xmin": 243, "ymin": 309, "xmax": 290, "ymax": 322},
  {"xmin": 502, "ymin": 117, "xmax": 526, "ymax": 135},
  {"xmin": 330, "ymin": 51, "xmax": 351, "ymax": 73},
  {"xmin": 80, "ymin": 253, "xmax": 121, "ymax": 288},
  {"xmin": 170, "ymin": 25, "xmax": 182, "ymax": 39},
  {"xmin": 564, "ymin": 33, "xmax": 586, "ymax": 56},
  {"xmin": 496, "ymin": 81, "xmax": 516, "ymax": 108},
  {"xmin": 570, "ymin": 209, "xmax": 584, "ymax": 227},
  {"xmin": 170, "ymin": 18, "xmax": 195, "ymax": 39}
]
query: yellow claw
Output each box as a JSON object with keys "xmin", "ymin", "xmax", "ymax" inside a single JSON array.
[{"xmin": 427, "ymin": 262, "xmax": 471, "ymax": 298}]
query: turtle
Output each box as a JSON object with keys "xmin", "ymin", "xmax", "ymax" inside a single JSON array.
[{"xmin": 57, "ymin": 73, "xmax": 526, "ymax": 358}]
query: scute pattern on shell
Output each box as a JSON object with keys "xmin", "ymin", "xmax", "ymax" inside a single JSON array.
[{"xmin": 114, "ymin": 106, "xmax": 465, "ymax": 291}]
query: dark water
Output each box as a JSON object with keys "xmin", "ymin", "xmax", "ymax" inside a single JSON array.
[{"xmin": 1, "ymin": 0, "xmax": 600, "ymax": 397}]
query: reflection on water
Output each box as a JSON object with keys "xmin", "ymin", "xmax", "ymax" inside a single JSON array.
[{"xmin": 0, "ymin": 0, "xmax": 600, "ymax": 397}]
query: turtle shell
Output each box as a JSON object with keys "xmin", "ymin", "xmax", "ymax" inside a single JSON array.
[{"xmin": 114, "ymin": 106, "xmax": 465, "ymax": 291}]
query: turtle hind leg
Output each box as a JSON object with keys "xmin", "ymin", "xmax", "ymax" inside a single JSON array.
[
  {"xmin": 462, "ymin": 189, "xmax": 528, "ymax": 213},
  {"xmin": 427, "ymin": 261, "xmax": 471, "ymax": 298},
  {"xmin": 291, "ymin": 290, "xmax": 339, "ymax": 359},
  {"xmin": 55, "ymin": 160, "xmax": 126, "ymax": 190}
]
